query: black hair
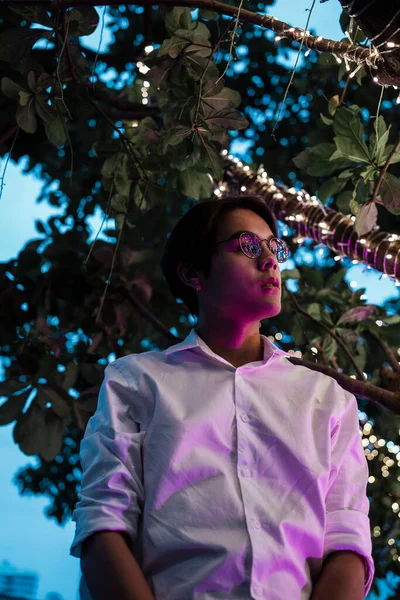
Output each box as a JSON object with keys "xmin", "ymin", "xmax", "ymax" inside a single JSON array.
[{"xmin": 160, "ymin": 195, "xmax": 278, "ymax": 317}]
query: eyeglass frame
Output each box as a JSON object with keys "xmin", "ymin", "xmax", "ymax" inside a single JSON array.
[{"xmin": 214, "ymin": 231, "xmax": 289, "ymax": 263}]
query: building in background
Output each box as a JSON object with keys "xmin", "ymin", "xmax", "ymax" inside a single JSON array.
[{"xmin": 0, "ymin": 561, "xmax": 38, "ymax": 600}]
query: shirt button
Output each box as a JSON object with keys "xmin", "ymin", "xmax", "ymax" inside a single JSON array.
[
  {"xmin": 254, "ymin": 519, "xmax": 261, "ymax": 530},
  {"xmin": 240, "ymin": 412, "xmax": 249, "ymax": 422},
  {"xmin": 243, "ymin": 468, "xmax": 251, "ymax": 478}
]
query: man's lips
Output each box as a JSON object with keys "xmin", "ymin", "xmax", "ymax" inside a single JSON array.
[{"xmin": 260, "ymin": 277, "xmax": 280, "ymax": 289}]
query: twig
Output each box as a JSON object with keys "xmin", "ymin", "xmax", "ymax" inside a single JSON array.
[
  {"xmin": 121, "ymin": 289, "xmax": 180, "ymax": 342},
  {"xmin": 371, "ymin": 136, "xmax": 400, "ymax": 203},
  {"xmin": 287, "ymin": 357, "xmax": 400, "ymax": 414},
  {"xmin": 271, "ymin": 0, "xmax": 316, "ymax": 138},
  {"xmin": 362, "ymin": 329, "xmax": 400, "ymax": 374},
  {"xmin": 288, "ymin": 290, "xmax": 366, "ymax": 380},
  {"xmin": 0, "ymin": 126, "xmax": 19, "ymax": 201},
  {"xmin": 0, "ymin": 123, "xmax": 19, "ymax": 147}
]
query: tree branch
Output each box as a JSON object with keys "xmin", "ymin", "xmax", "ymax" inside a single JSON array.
[
  {"xmin": 288, "ymin": 290, "xmax": 366, "ymax": 381},
  {"xmin": 363, "ymin": 329, "xmax": 400, "ymax": 374},
  {"xmin": 287, "ymin": 356, "xmax": 400, "ymax": 414},
  {"xmin": 4, "ymin": 0, "xmax": 382, "ymax": 68}
]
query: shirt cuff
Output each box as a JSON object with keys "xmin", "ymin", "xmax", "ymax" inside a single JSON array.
[
  {"xmin": 324, "ymin": 509, "xmax": 375, "ymax": 597},
  {"xmin": 70, "ymin": 510, "xmax": 137, "ymax": 559}
]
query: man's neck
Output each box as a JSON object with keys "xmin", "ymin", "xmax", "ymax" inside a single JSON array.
[{"xmin": 195, "ymin": 327, "xmax": 264, "ymax": 367}]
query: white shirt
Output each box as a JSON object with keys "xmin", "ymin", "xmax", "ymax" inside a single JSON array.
[{"xmin": 70, "ymin": 328, "xmax": 375, "ymax": 599}]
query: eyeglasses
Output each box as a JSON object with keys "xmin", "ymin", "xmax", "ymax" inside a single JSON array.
[{"xmin": 215, "ymin": 231, "xmax": 289, "ymax": 263}]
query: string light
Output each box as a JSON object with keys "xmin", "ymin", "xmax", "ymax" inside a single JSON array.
[{"xmin": 221, "ymin": 156, "xmax": 400, "ymax": 281}]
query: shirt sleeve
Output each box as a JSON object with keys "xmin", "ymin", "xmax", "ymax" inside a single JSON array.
[
  {"xmin": 70, "ymin": 362, "xmax": 145, "ymax": 559},
  {"xmin": 323, "ymin": 387, "xmax": 375, "ymax": 598}
]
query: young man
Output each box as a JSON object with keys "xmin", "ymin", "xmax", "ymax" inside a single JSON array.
[{"xmin": 70, "ymin": 195, "xmax": 374, "ymax": 600}]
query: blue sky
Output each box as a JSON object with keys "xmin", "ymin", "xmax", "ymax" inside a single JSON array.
[{"xmin": 0, "ymin": 2, "xmax": 398, "ymax": 599}]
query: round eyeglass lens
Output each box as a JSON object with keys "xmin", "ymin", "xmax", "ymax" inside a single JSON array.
[
  {"xmin": 240, "ymin": 233, "xmax": 260, "ymax": 258},
  {"xmin": 269, "ymin": 237, "xmax": 289, "ymax": 263}
]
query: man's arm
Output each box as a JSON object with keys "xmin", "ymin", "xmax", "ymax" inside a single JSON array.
[
  {"xmin": 310, "ymin": 550, "xmax": 365, "ymax": 600},
  {"xmin": 81, "ymin": 531, "xmax": 155, "ymax": 600}
]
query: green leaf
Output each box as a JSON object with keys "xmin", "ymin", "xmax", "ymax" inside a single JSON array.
[
  {"xmin": 328, "ymin": 95, "xmax": 339, "ymax": 117},
  {"xmin": 39, "ymin": 386, "xmax": 70, "ymax": 419},
  {"xmin": 199, "ymin": 9, "xmax": 219, "ymax": 20},
  {"xmin": 202, "ymin": 80, "xmax": 241, "ymax": 110},
  {"xmin": 184, "ymin": 53, "xmax": 218, "ymax": 81},
  {"xmin": 165, "ymin": 7, "xmax": 192, "ymax": 36},
  {"xmin": 184, "ymin": 41, "xmax": 212, "ymax": 58},
  {"xmin": 349, "ymin": 198, "xmax": 360, "ymax": 215},
  {"xmin": 66, "ymin": 6, "xmax": 99, "ymax": 36},
  {"xmin": 0, "ymin": 28, "xmax": 53, "ymax": 65},
  {"xmin": 352, "ymin": 177, "xmax": 370, "ymax": 207},
  {"xmin": 175, "ymin": 22, "xmax": 211, "ymax": 42},
  {"xmin": 16, "ymin": 102, "xmax": 37, "ymax": 133},
  {"xmin": 371, "ymin": 116, "xmax": 390, "ymax": 164},
  {"xmin": 18, "ymin": 90, "xmax": 32, "ymax": 106},
  {"xmin": 354, "ymin": 202, "xmax": 378, "ymax": 236},
  {"xmin": 204, "ymin": 108, "xmax": 248, "ymax": 131},
  {"xmin": 337, "ymin": 305, "xmax": 376, "ymax": 326},
  {"xmin": 281, "ymin": 268, "xmax": 300, "ymax": 280},
  {"xmin": 201, "ymin": 142, "xmax": 224, "ymax": 180},
  {"xmin": 333, "ymin": 135, "xmax": 371, "ymax": 164},
  {"xmin": 179, "ymin": 168, "xmax": 212, "ymax": 199},
  {"xmin": 44, "ymin": 113, "xmax": 67, "ymax": 146},
  {"xmin": 333, "ymin": 107, "xmax": 370, "ymax": 162},
  {"xmin": 1, "ymin": 77, "xmax": 26, "ymax": 99},
  {"xmin": 380, "ymin": 173, "xmax": 400, "ymax": 215},
  {"xmin": 384, "ymin": 315, "xmax": 400, "ymax": 325},
  {"xmin": 13, "ymin": 401, "xmax": 46, "ymax": 456},
  {"xmin": 379, "ymin": 144, "xmax": 400, "ymax": 166},
  {"xmin": 27, "ymin": 70, "xmax": 36, "ymax": 92},
  {"xmin": 307, "ymin": 302, "xmax": 322, "ymax": 321},
  {"xmin": 320, "ymin": 113, "xmax": 333, "ymax": 126},
  {"xmin": 0, "ymin": 388, "xmax": 31, "ymax": 426},
  {"xmin": 101, "ymin": 154, "xmax": 122, "ymax": 179},
  {"xmin": 335, "ymin": 190, "xmax": 352, "ymax": 213},
  {"xmin": 158, "ymin": 37, "xmax": 188, "ymax": 59},
  {"xmin": 9, "ymin": 5, "xmax": 53, "ymax": 27},
  {"xmin": 293, "ymin": 143, "xmax": 352, "ymax": 177},
  {"xmin": 317, "ymin": 176, "xmax": 348, "ymax": 203},
  {"xmin": 326, "ymin": 268, "xmax": 345, "ymax": 289},
  {"xmin": 318, "ymin": 52, "xmax": 337, "ymax": 67},
  {"xmin": 35, "ymin": 96, "xmax": 57, "ymax": 124},
  {"xmin": 322, "ymin": 335, "xmax": 337, "ymax": 361}
]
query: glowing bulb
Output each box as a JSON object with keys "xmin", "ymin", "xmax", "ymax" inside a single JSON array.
[
  {"xmin": 240, "ymin": 186, "xmax": 247, "ymax": 191},
  {"xmin": 387, "ymin": 254, "xmax": 393, "ymax": 259},
  {"xmin": 221, "ymin": 149, "xmax": 228, "ymax": 156},
  {"xmin": 144, "ymin": 45, "xmax": 154, "ymax": 54},
  {"xmin": 376, "ymin": 320, "xmax": 383, "ymax": 327},
  {"xmin": 142, "ymin": 97, "xmax": 148, "ymax": 104},
  {"xmin": 387, "ymin": 42, "xmax": 395, "ymax": 48}
]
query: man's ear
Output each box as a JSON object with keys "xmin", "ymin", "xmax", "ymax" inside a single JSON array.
[{"xmin": 177, "ymin": 261, "xmax": 200, "ymax": 290}]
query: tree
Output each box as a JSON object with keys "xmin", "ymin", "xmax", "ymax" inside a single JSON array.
[{"xmin": 0, "ymin": 1, "xmax": 400, "ymax": 596}]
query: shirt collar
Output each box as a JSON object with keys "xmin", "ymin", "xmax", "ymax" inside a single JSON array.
[{"xmin": 164, "ymin": 328, "xmax": 291, "ymax": 365}]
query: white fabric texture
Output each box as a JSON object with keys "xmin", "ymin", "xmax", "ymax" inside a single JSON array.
[{"xmin": 70, "ymin": 328, "xmax": 375, "ymax": 599}]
